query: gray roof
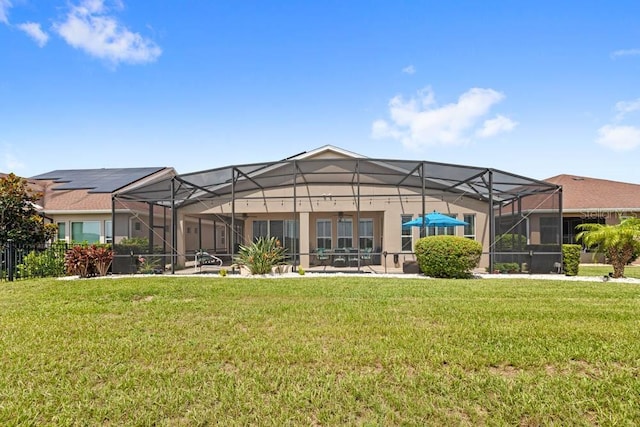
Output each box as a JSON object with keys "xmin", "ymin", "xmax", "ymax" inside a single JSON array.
[{"xmin": 31, "ymin": 167, "xmax": 167, "ymax": 193}]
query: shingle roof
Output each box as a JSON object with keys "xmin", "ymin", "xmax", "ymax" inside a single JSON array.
[
  {"xmin": 39, "ymin": 181, "xmax": 113, "ymax": 211},
  {"xmin": 544, "ymin": 174, "xmax": 640, "ymax": 211}
]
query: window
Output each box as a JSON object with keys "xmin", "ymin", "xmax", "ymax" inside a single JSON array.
[
  {"xmin": 540, "ymin": 217, "xmax": 560, "ymax": 244},
  {"xmin": 563, "ymin": 217, "xmax": 604, "ymax": 245},
  {"xmin": 105, "ymin": 220, "xmax": 112, "ymax": 243},
  {"xmin": 463, "ymin": 214, "xmax": 476, "ymax": 239},
  {"xmin": 401, "ymin": 214, "xmax": 413, "ymax": 251},
  {"xmin": 252, "ymin": 220, "xmax": 299, "ymax": 253},
  {"xmin": 337, "ymin": 218, "xmax": 353, "ymax": 248},
  {"xmin": 57, "ymin": 222, "xmax": 66, "ymax": 241},
  {"xmin": 134, "ymin": 222, "xmax": 141, "ymax": 231},
  {"xmin": 359, "ymin": 219, "xmax": 373, "ymax": 249},
  {"xmin": 252, "ymin": 220, "xmax": 268, "ymax": 241},
  {"xmin": 428, "ymin": 214, "xmax": 457, "ymax": 236},
  {"xmin": 316, "ymin": 219, "xmax": 332, "ymax": 250},
  {"xmin": 71, "ymin": 221, "xmax": 100, "ymax": 243}
]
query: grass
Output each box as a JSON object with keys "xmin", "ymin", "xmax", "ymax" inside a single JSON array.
[
  {"xmin": 1, "ymin": 276, "xmax": 639, "ymax": 425},
  {"xmin": 579, "ymin": 264, "xmax": 640, "ymax": 278}
]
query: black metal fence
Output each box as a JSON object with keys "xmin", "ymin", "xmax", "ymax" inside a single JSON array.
[{"xmin": 1, "ymin": 240, "xmax": 69, "ymax": 281}]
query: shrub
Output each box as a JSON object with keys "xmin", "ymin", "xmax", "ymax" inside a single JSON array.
[
  {"xmin": 562, "ymin": 244, "xmax": 581, "ymax": 276},
  {"xmin": 298, "ymin": 266, "xmax": 305, "ymax": 275},
  {"xmin": 414, "ymin": 236, "xmax": 482, "ymax": 278},
  {"xmin": 494, "ymin": 233, "xmax": 528, "ymax": 251},
  {"xmin": 234, "ymin": 236, "xmax": 287, "ymax": 275},
  {"xmin": 219, "ymin": 268, "xmax": 227, "ymax": 277},
  {"xmin": 114, "ymin": 237, "xmax": 154, "ymax": 256},
  {"xmin": 493, "ymin": 262, "xmax": 520, "ymax": 273},
  {"xmin": 64, "ymin": 244, "xmax": 113, "ymax": 278},
  {"xmin": 137, "ymin": 256, "xmax": 162, "ymax": 274},
  {"xmin": 17, "ymin": 245, "xmax": 66, "ymax": 278}
]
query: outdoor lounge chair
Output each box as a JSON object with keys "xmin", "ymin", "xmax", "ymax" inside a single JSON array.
[{"xmin": 195, "ymin": 250, "xmax": 223, "ymax": 268}]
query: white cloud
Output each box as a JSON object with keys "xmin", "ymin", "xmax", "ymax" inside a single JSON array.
[
  {"xmin": 53, "ymin": 0, "xmax": 161, "ymax": 65},
  {"xmin": 476, "ymin": 114, "xmax": 518, "ymax": 138},
  {"xmin": 615, "ymin": 98, "xmax": 640, "ymax": 121},
  {"xmin": 371, "ymin": 87, "xmax": 515, "ymax": 148},
  {"xmin": 402, "ymin": 65, "xmax": 416, "ymax": 75},
  {"xmin": 596, "ymin": 125, "xmax": 640, "ymax": 151},
  {"xmin": 17, "ymin": 22, "xmax": 49, "ymax": 47},
  {"xmin": 611, "ymin": 48, "xmax": 640, "ymax": 58},
  {"xmin": 1, "ymin": 145, "xmax": 25, "ymax": 172},
  {"xmin": 0, "ymin": 0, "xmax": 11, "ymax": 25}
]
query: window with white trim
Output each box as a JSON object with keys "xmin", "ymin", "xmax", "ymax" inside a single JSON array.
[
  {"xmin": 71, "ymin": 221, "xmax": 100, "ymax": 243},
  {"xmin": 337, "ymin": 218, "xmax": 353, "ymax": 248},
  {"xmin": 57, "ymin": 222, "xmax": 66, "ymax": 241},
  {"xmin": 359, "ymin": 219, "xmax": 373, "ymax": 249},
  {"xmin": 316, "ymin": 219, "xmax": 332, "ymax": 250},
  {"xmin": 105, "ymin": 220, "xmax": 113, "ymax": 244},
  {"xmin": 401, "ymin": 214, "xmax": 413, "ymax": 251},
  {"xmin": 463, "ymin": 214, "xmax": 475, "ymax": 240}
]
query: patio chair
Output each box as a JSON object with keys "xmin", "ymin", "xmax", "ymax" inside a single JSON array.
[
  {"xmin": 332, "ymin": 248, "xmax": 347, "ymax": 267},
  {"xmin": 360, "ymin": 247, "xmax": 373, "ymax": 266},
  {"xmin": 348, "ymin": 248, "xmax": 359, "ymax": 267},
  {"xmin": 316, "ymin": 248, "xmax": 330, "ymax": 267}
]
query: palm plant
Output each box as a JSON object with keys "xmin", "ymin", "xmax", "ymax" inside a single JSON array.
[
  {"xmin": 576, "ymin": 217, "xmax": 640, "ymax": 278},
  {"xmin": 234, "ymin": 236, "xmax": 287, "ymax": 275}
]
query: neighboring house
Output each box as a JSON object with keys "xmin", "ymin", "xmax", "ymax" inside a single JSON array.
[
  {"xmin": 543, "ymin": 174, "xmax": 640, "ymax": 262},
  {"xmin": 30, "ymin": 167, "xmax": 181, "ymax": 246},
  {"xmin": 114, "ymin": 145, "xmax": 562, "ymax": 271}
]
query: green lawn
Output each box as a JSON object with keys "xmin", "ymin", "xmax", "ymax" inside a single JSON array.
[
  {"xmin": 1, "ymin": 276, "xmax": 639, "ymax": 425},
  {"xmin": 579, "ymin": 264, "xmax": 640, "ymax": 278}
]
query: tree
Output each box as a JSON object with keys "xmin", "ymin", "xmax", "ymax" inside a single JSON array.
[
  {"xmin": 0, "ymin": 173, "xmax": 57, "ymax": 246},
  {"xmin": 576, "ymin": 217, "xmax": 640, "ymax": 278}
]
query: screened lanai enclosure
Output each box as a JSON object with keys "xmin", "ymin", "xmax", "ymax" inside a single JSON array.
[{"xmin": 112, "ymin": 148, "xmax": 562, "ymax": 274}]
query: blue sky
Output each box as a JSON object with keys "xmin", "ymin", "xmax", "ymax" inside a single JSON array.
[{"xmin": 1, "ymin": 1, "xmax": 640, "ymax": 183}]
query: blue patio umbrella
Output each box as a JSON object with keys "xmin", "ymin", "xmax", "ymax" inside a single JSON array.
[{"xmin": 402, "ymin": 211, "xmax": 468, "ymax": 228}]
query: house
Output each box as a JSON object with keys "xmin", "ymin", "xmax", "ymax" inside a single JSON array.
[
  {"xmin": 113, "ymin": 145, "xmax": 562, "ymax": 272},
  {"xmin": 31, "ymin": 167, "xmax": 179, "ymax": 246},
  {"xmin": 543, "ymin": 174, "xmax": 640, "ymax": 262}
]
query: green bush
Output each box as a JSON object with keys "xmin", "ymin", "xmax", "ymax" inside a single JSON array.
[
  {"xmin": 17, "ymin": 245, "xmax": 66, "ymax": 278},
  {"xmin": 562, "ymin": 244, "xmax": 581, "ymax": 276},
  {"xmin": 114, "ymin": 237, "xmax": 156, "ymax": 255},
  {"xmin": 493, "ymin": 262, "xmax": 520, "ymax": 273},
  {"xmin": 414, "ymin": 236, "xmax": 482, "ymax": 278},
  {"xmin": 234, "ymin": 236, "xmax": 287, "ymax": 275},
  {"xmin": 494, "ymin": 233, "xmax": 527, "ymax": 251}
]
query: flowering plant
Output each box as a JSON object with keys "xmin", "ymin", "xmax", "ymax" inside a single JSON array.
[
  {"xmin": 234, "ymin": 236, "xmax": 287, "ymax": 275},
  {"xmin": 138, "ymin": 256, "xmax": 161, "ymax": 274}
]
